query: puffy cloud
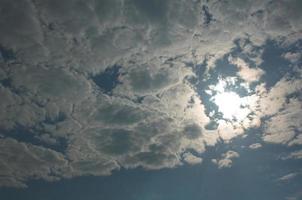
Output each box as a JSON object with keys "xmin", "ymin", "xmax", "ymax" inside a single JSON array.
[
  {"xmin": 0, "ymin": 138, "xmax": 68, "ymax": 188},
  {"xmin": 217, "ymin": 120, "xmax": 245, "ymax": 141},
  {"xmin": 0, "ymin": 0, "xmax": 43, "ymax": 49},
  {"xmin": 288, "ymin": 134, "xmax": 302, "ymax": 146},
  {"xmin": 282, "ymin": 150, "xmax": 302, "ymax": 160},
  {"xmin": 229, "ymin": 56, "xmax": 264, "ymax": 83},
  {"xmin": 10, "ymin": 66, "xmax": 91, "ymax": 102},
  {"xmin": 283, "ymin": 52, "xmax": 302, "ymax": 63},
  {"xmin": 247, "ymin": 66, "xmax": 302, "ymax": 149},
  {"xmin": 182, "ymin": 152, "xmax": 203, "ymax": 165},
  {"xmin": 212, "ymin": 150, "xmax": 239, "ymax": 169},
  {"xmin": 262, "ymin": 98, "xmax": 302, "ymax": 145},
  {"xmin": 114, "ymin": 61, "xmax": 184, "ymax": 96},
  {"xmin": 183, "ymin": 123, "xmax": 203, "ymax": 140},
  {"xmin": 249, "ymin": 143, "xmax": 262, "ymax": 149},
  {"xmin": 0, "ymin": 0, "xmax": 301, "ymax": 188},
  {"xmin": 256, "ymin": 70, "xmax": 302, "ymax": 117}
]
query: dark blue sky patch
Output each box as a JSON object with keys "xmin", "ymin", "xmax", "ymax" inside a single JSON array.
[
  {"xmin": 43, "ymin": 112, "xmax": 66, "ymax": 125},
  {"xmin": 204, "ymin": 120, "xmax": 219, "ymax": 130},
  {"xmin": 231, "ymin": 38, "xmax": 262, "ymax": 68},
  {"xmin": 133, "ymin": 95, "xmax": 145, "ymax": 103},
  {"xmin": 0, "ymin": 125, "xmax": 67, "ymax": 154},
  {"xmin": 211, "ymin": 54, "xmax": 239, "ymax": 79},
  {"xmin": 0, "ymin": 45, "xmax": 15, "ymax": 62},
  {"xmin": 91, "ymin": 65, "xmax": 122, "ymax": 94},
  {"xmin": 224, "ymin": 79, "xmax": 250, "ymax": 97},
  {"xmin": 202, "ymin": 5, "xmax": 214, "ymax": 26},
  {"xmin": 250, "ymin": 9, "xmax": 264, "ymax": 18},
  {"xmin": 259, "ymin": 40, "xmax": 292, "ymax": 89},
  {"xmin": 186, "ymin": 66, "xmax": 221, "ymax": 123},
  {"xmin": 0, "ymin": 78, "xmax": 12, "ymax": 88}
]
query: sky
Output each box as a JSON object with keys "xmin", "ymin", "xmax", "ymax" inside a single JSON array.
[{"xmin": 0, "ymin": 0, "xmax": 302, "ymax": 199}]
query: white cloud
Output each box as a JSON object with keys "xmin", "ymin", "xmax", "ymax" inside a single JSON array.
[
  {"xmin": 0, "ymin": 0, "xmax": 301, "ymax": 188},
  {"xmin": 249, "ymin": 143, "xmax": 262, "ymax": 149},
  {"xmin": 288, "ymin": 134, "xmax": 302, "ymax": 146},
  {"xmin": 182, "ymin": 152, "xmax": 203, "ymax": 165},
  {"xmin": 256, "ymin": 71, "xmax": 302, "ymax": 117},
  {"xmin": 213, "ymin": 150, "xmax": 240, "ymax": 169},
  {"xmin": 278, "ymin": 173, "xmax": 298, "ymax": 182},
  {"xmin": 283, "ymin": 52, "xmax": 302, "ymax": 63},
  {"xmin": 229, "ymin": 56, "xmax": 264, "ymax": 83},
  {"xmin": 283, "ymin": 150, "xmax": 302, "ymax": 160},
  {"xmin": 114, "ymin": 59, "xmax": 186, "ymax": 96},
  {"xmin": 262, "ymin": 98, "xmax": 302, "ymax": 145},
  {"xmin": 217, "ymin": 120, "xmax": 245, "ymax": 142},
  {"xmin": 0, "ymin": 138, "xmax": 68, "ymax": 188},
  {"xmin": 10, "ymin": 66, "xmax": 91, "ymax": 102},
  {"xmin": 251, "ymin": 68, "xmax": 302, "ymax": 146}
]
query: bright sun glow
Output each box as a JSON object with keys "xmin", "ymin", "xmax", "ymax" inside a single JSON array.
[
  {"xmin": 214, "ymin": 92, "xmax": 245, "ymax": 120},
  {"xmin": 209, "ymin": 78, "xmax": 254, "ymax": 122}
]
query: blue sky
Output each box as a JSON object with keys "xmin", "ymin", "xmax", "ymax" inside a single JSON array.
[
  {"xmin": 0, "ymin": 0, "xmax": 302, "ymax": 199},
  {"xmin": 1, "ymin": 133, "xmax": 302, "ymax": 200}
]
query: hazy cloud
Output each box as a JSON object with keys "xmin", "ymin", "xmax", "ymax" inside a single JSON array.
[
  {"xmin": 282, "ymin": 150, "xmax": 302, "ymax": 160},
  {"xmin": 278, "ymin": 173, "xmax": 299, "ymax": 182}
]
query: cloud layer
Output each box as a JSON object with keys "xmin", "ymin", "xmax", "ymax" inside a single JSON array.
[{"xmin": 0, "ymin": 0, "xmax": 301, "ymax": 187}]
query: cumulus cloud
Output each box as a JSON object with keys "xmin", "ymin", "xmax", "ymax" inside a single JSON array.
[
  {"xmin": 252, "ymin": 67, "xmax": 302, "ymax": 146},
  {"xmin": 249, "ymin": 143, "xmax": 262, "ymax": 149},
  {"xmin": 282, "ymin": 150, "xmax": 302, "ymax": 160},
  {"xmin": 229, "ymin": 56, "xmax": 264, "ymax": 83},
  {"xmin": 262, "ymin": 98, "xmax": 302, "ymax": 145},
  {"xmin": 288, "ymin": 134, "xmax": 302, "ymax": 146},
  {"xmin": 256, "ymin": 69, "xmax": 302, "ymax": 117},
  {"xmin": 216, "ymin": 120, "xmax": 245, "ymax": 141},
  {"xmin": 182, "ymin": 152, "xmax": 203, "ymax": 165},
  {"xmin": 0, "ymin": 138, "xmax": 68, "ymax": 188},
  {"xmin": 212, "ymin": 150, "xmax": 239, "ymax": 169},
  {"xmin": 0, "ymin": 0, "xmax": 301, "ymax": 188},
  {"xmin": 283, "ymin": 52, "xmax": 302, "ymax": 63}
]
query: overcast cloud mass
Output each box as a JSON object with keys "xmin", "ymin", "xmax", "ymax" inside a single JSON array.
[{"xmin": 0, "ymin": 0, "xmax": 301, "ymax": 199}]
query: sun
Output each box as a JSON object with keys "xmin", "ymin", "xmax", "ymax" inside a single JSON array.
[
  {"xmin": 213, "ymin": 92, "xmax": 245, "ymax": 121},
  {"xmin": 209, "ymin": 78, "xmax": 252, "ymax": 122}
]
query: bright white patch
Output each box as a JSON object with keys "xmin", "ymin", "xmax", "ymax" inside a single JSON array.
[
  {"xmin": 214, "ymin": 92, "xmax": 241, "ymax": 120},
  {"xmin": 213, "ymin": 92, "xmax": 250, "ymax": 121},
  {"xmin": 209, "ymin": 78, "xmax": 257, "ymax": 124}
]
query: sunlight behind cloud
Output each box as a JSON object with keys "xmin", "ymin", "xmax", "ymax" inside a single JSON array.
[
  {"xmin": 209, "ymin": 77, "xmax": 255, "ymax": 122},
  {"xmin": 214, "ymin": 92, "xmax": 246, "ymax": 121}
]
